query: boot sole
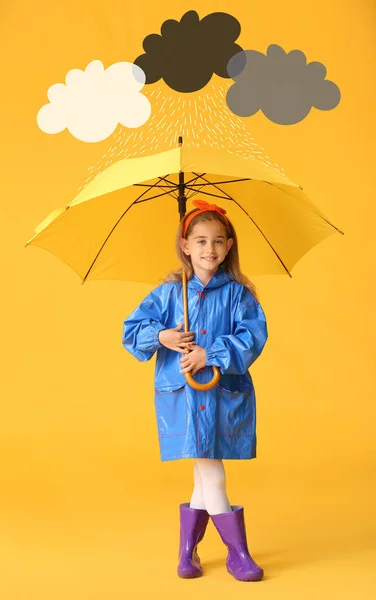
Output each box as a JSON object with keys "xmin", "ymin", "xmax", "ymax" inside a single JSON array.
[
  {"xmin": 177, "ymin": 570, "xmax": 203, "ymax": 578},
  {"xmin": 227, "ymin": 567, "xmax": 264, "ymax": 582}
]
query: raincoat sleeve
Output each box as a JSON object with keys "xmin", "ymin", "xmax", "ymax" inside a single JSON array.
[
  {"xmin": 205, "ymin": 287, "xmax": 268, "ymax": 375},
  {"xmin": 122, "ymin": 288, "xmax": 166, "ymax": 362}
]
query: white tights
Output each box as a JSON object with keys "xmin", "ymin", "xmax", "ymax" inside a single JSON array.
[{"xmin": 189, "ymin": 458, "xmax": 232, "ymax": 515}]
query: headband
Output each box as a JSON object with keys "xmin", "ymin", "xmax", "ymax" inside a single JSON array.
[{"xmin": 182, "ymin": 199, "xmax": 229, "ymax": 238}]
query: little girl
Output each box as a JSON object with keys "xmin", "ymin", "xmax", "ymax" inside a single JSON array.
[{"xmin": 122, "ymin": 199, "xmax": 268, "ymax": 582}]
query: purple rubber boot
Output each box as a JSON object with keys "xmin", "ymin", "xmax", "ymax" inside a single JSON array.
[
  {"xmin": 177, "ymin": 503, "xmax": 210, "ymax": 578},
  {"xmin": 210, "ymin": 505, "xmax": 263, "ymax": 582}
]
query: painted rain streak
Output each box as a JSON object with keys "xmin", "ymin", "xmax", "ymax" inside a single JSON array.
[{"xmin": 78, "ymin": 82, "xmax": 286, "ymax": 191}]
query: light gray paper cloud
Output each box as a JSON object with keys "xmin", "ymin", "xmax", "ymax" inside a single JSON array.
[{"xmin": 226, "ymin": 44, "xmax": 341, "ymax": 125}]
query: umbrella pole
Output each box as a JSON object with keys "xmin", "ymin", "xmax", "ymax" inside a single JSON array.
[
  {"xmin": 179, "ymin": 156, "xmax": 220, "ymax": 391},
  {"xmin": 182, "ymin": 268, "xmax": 220, "ymax": 391}
]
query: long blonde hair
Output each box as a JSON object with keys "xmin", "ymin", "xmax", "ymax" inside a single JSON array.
[{"xmin": 163, "ymin": 207, "xmax": 259, "ymax": 301}]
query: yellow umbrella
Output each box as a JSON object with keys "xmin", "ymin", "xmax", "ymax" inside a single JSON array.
[{"xmin": 25, "ymin": 139, "xmax": 344, "ymax": 389}]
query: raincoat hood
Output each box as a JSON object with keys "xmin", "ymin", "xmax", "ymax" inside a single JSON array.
[{"xmin": 187, "ymin": 268, "xmax": 232, "ymax": 292}]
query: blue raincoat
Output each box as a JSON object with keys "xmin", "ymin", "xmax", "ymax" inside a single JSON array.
[{"xmin": 122, "ymin": 268, "xmax": 268, "ymax": 462}]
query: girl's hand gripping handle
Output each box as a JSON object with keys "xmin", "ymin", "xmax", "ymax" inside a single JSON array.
[
  {"xmin": 181, "ymin": 269, "xmax": 220, "ymax": 391},
  {"xmin": 158, "ymin": 323, "xmax": 195, "ymax": 353}
]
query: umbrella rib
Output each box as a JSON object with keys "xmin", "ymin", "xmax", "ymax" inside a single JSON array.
[
  {"xmin": 133, "ymin": 188, "xmax": 180, "ymax": 204},
  {"xmin": 184, "ymin": 185, "xmax": 234, "ymax": 201},
  {"xmin": 158, "ymin": 175, "xmax": 178, "ymax": 187},
  {"xmin": 134, "ymin": 177, "xmax": 179, "ymax": 199},
  {"xmin": 184, "ymin": 173, "xmax": 207, "ymax": 185},
  {"xmin": 133, "ymin": 181, "xmax": 179, "ymax": 201},
  {"xmin": 133, "ymin": 177, "xmax": 178, "ymax": 200},
  {"xmin": 186, "ymin": 186, "xmax": 207, "ymax": 200},
  {"xmin": 263, "ymin": 182, "xmax": 345, "ymax": 235},
  {"xmin": 185, "ymin": 173, "xmax": 231, "ymax": 200},
  {"xmin": 191, "ymin": 172, "xmax": 293, "ymax": 278},
  {"xmin": 188, "ymin": 178, "xmax": 250, "ymax": 186},
  {"xmin": 81, "ymin": 180, "xmax": 174, "ymax": 284},
  {"xmin": 134, "ymin": 184, "xmax": 176, "ymax": 188},
  {"xmin": 158, "ymin": 176, "xmax": 179, "ymax": 199},
  {"xmin": 183, "ymin": 174, "xmax": 208, "ymax": 200}
]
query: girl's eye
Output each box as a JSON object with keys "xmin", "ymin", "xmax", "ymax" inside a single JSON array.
[{"xmin": 197, "ymin": 239, "xmax": 224, "ymax": 245}]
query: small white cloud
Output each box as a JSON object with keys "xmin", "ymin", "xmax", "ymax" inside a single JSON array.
[{"xmin": 37, "ymin": 60, "xmax": 151, "ymax": 142}]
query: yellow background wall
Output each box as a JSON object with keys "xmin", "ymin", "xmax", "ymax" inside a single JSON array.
[{"xmin": 1, "ymin": 1, "xmax": 375, "ymax": 598}]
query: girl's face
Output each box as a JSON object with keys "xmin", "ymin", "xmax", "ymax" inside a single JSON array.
[{"xmin": 180, "ymin": 219, "xmax": 233, "ymax": 282}]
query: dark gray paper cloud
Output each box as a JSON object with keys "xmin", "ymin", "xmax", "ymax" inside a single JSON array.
[
  {"xmin": 133, "ymin": 10, "xmax": 243, "ymax": 93},
  {"xmin": 226, "ymin": 45, "xmax": 341, "ymax": 124}
]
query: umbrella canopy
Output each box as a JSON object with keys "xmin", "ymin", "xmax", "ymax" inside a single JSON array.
[{"xmin": 26, "ymin": 144, "xmax": 343, "ymax": 284}]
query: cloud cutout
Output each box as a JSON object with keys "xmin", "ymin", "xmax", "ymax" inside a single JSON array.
[
  {"xmin": 226, "ymin": 45, "xmax": 341, "ymax": 125},
  {"xmin": 133, "ymin": 10, "xmax": 243, "ymax": 93},
  {"xmin": 37, "ymin": 60, "xmax": 151, "ymax": 142}
]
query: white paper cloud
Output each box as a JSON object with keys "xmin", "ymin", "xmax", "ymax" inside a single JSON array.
[{"xmin": 37, "ymin": 60, "xmax": 151, "ymax": 142}]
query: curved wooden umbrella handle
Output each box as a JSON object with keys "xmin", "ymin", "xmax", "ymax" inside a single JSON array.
[
  {"xmin": 184, "ymin": 363, "xmax": 221, "ymax": 391},
  {"xmin": 182, "ymin": 269, "xmax": 220, "ymax": 391}
]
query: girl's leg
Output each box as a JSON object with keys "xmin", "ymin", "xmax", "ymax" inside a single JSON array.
[
  {"xmin": 195, "ymin": 458, "xmax": 232, "ymax": 515},
  {"xmin": 178, "ymin": 460, "xmax": 209, "ymax": 578},
  {"xmin": 195, "ymin": 460, "xmax": 263, "ymax": 581},
  {"xmin": 189, "ymin": 460, "xmax": 206, "ymax": 509}
]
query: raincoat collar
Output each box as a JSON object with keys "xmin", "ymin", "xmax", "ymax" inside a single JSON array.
[{"xmin": 187, "ymin": 268, "xmax": 232, "ymax": 291}]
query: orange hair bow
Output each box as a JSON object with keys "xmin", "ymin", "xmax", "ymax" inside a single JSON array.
[{"xmin": 182, "ymin": 199, "xmax": 229, "ymax": 238}]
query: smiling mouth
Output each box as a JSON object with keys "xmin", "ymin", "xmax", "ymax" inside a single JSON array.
[{"xmin": 202, "ymin": 257, "xmax": 217, "ymax": 261}]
